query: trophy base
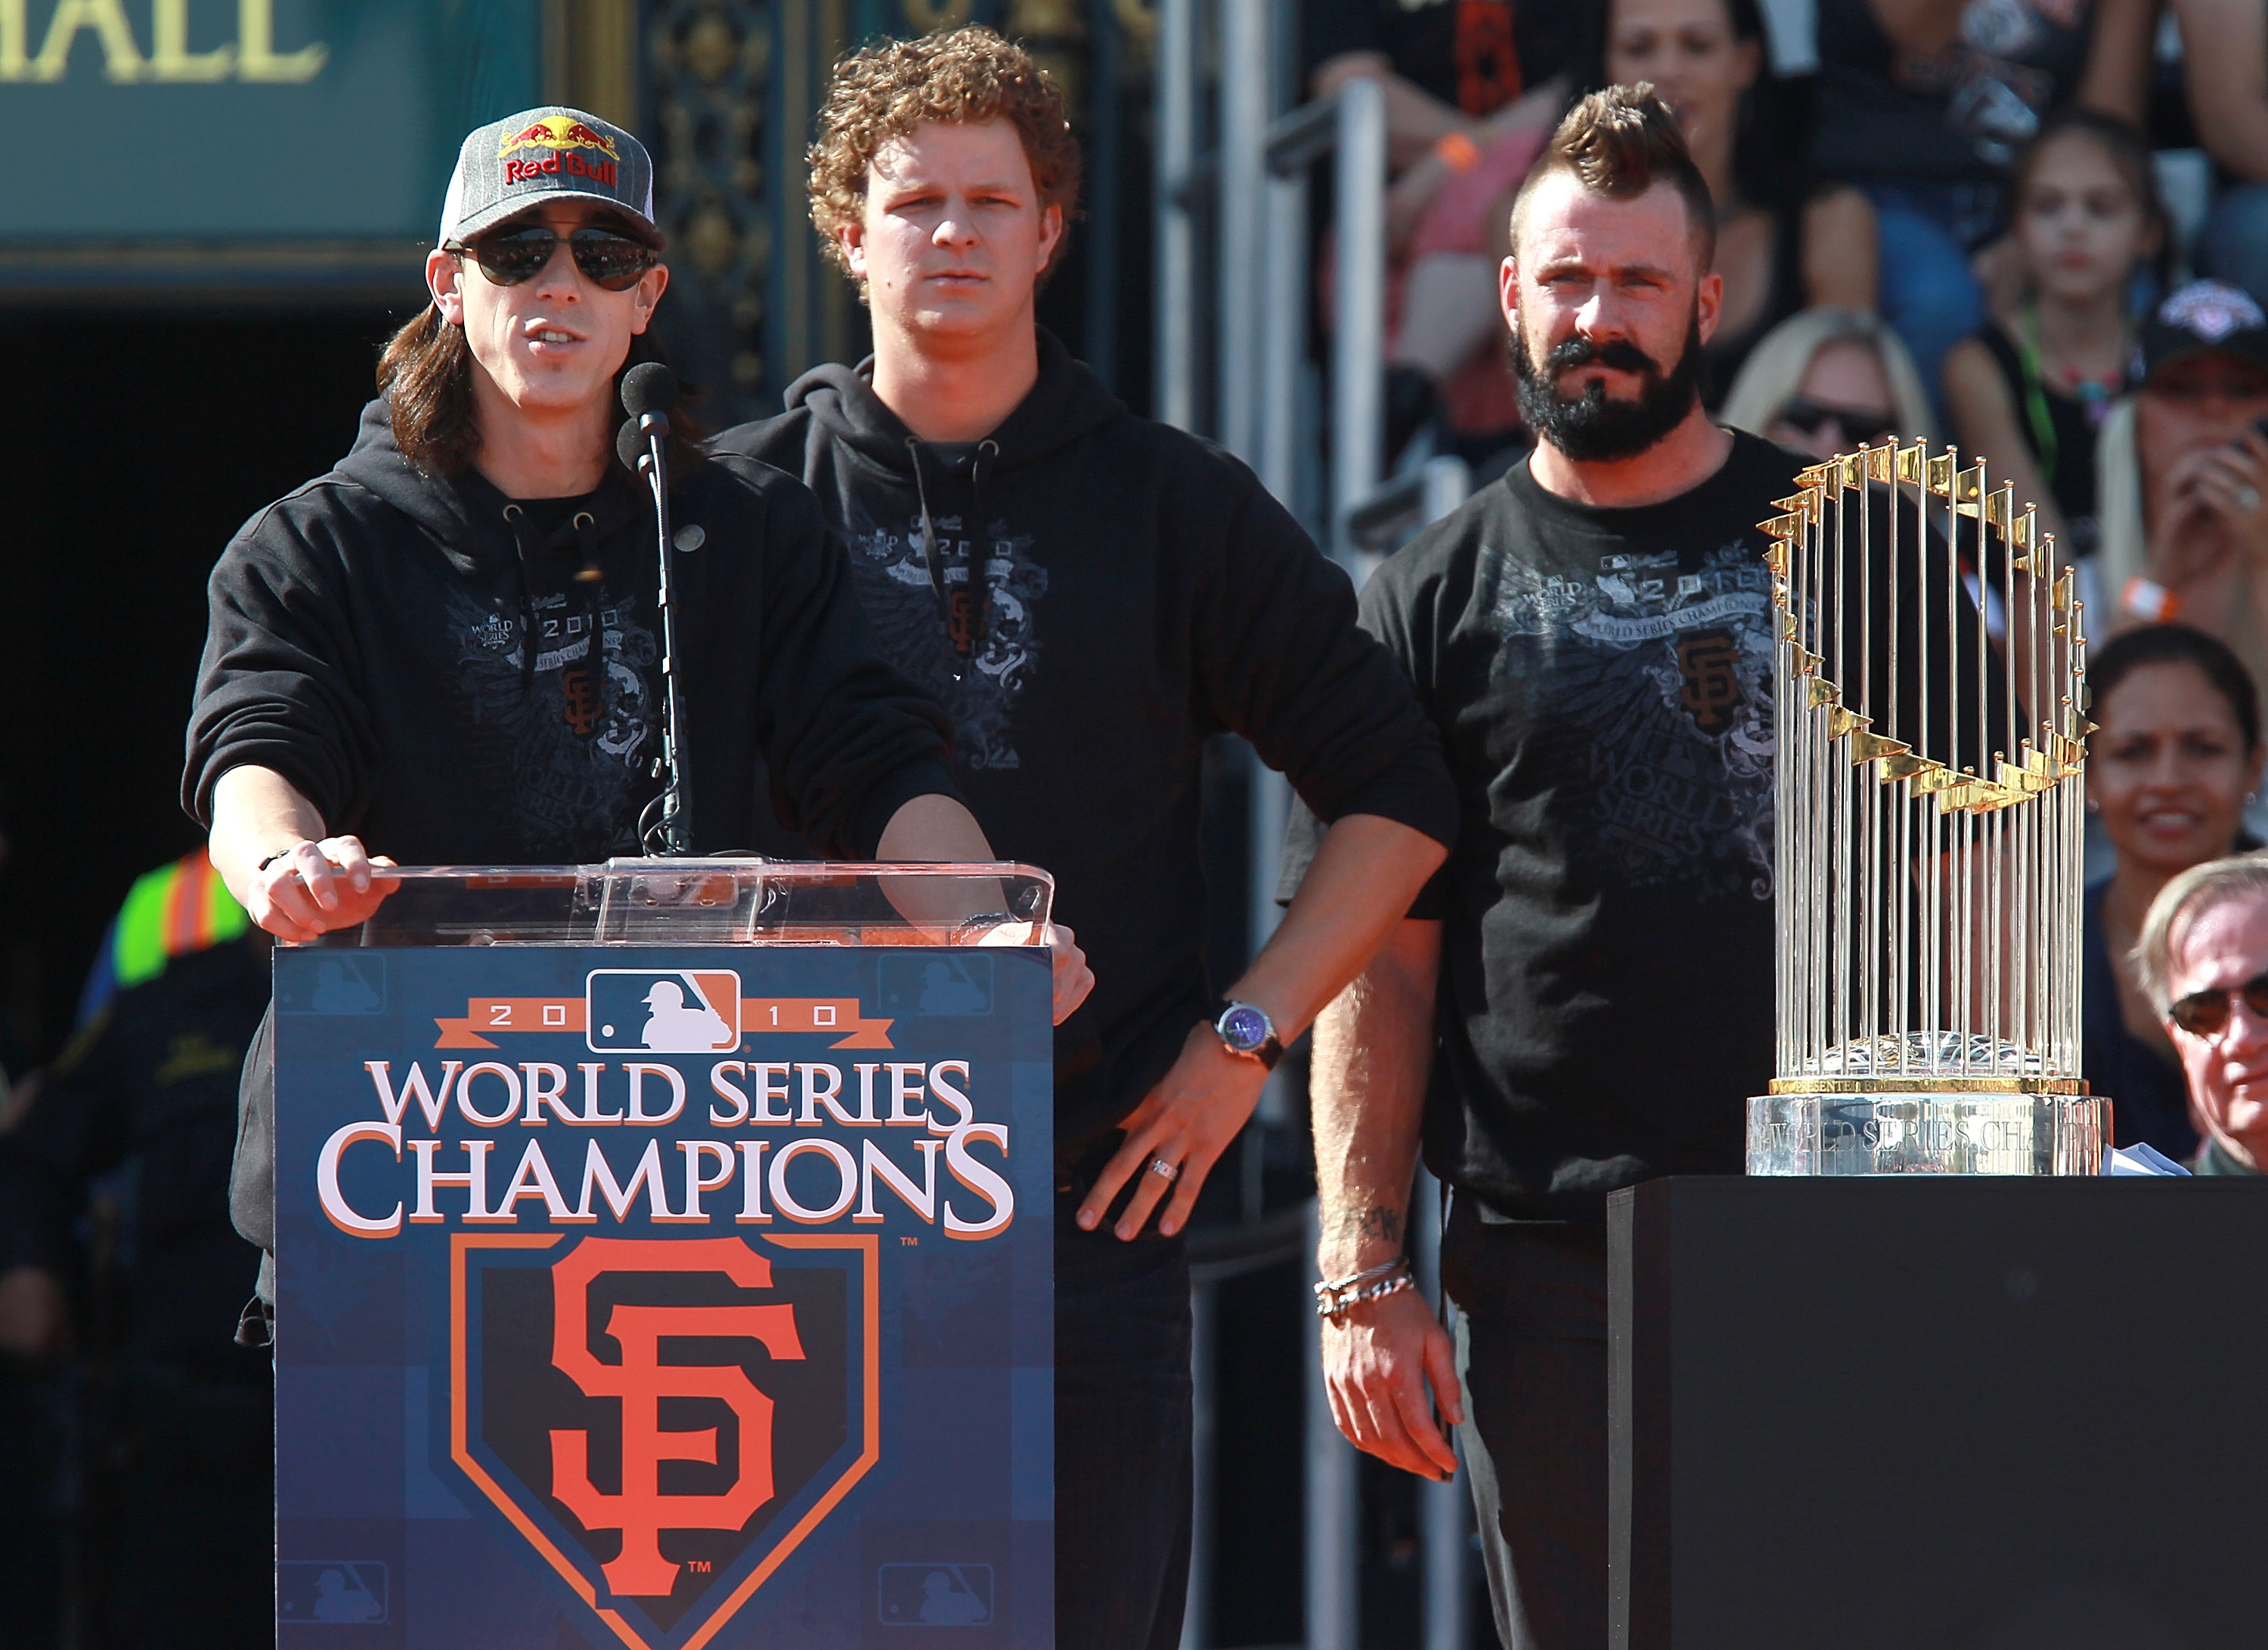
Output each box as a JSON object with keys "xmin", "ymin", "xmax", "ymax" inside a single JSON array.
[{"xmin": 1746, "ymin": 1093, "xmax": 2110, "ymax": 1176}]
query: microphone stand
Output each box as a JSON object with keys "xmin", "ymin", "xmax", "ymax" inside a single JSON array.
[{"xmin": 624, "ymin": 408, "xmax": 692, "ymax": 856}]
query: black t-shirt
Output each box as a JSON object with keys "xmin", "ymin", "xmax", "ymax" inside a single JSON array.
[
  {"xmin": 1302, "ymin": 0, "xmax": 1592, "ymax": 119},
  {"xmin": 1811, "ymin": 0, "xmax": 2093, "ymax": 187},
  {"xmin": 1283, "ymin": 430, "xmax": 2000, "ymax": 1223}
]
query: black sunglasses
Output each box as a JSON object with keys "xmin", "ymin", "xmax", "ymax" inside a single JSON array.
[
  {"xmin": 1777, "ymin": 395, "xmax": 1901, "ymax": 448},
  {"xmin": 450, "ymin": 225, "xmax": 658, "ymax": 292},
  {"xmin": 2167, "ymin": 969, "xmax": 2268, "ymax": 1037}
]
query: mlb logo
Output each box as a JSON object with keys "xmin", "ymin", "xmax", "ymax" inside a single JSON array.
[
  {"xmin": 877, "ymin": 1563, "xmax": 994, "ymax": 1626},
  {"xmin": 585, "ymin": 969, "xmax": 741, "ymax": 1053}
]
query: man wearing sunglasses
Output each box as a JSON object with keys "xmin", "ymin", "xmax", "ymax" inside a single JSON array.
[
  {"xmin": 188, "ymin": 106, "xmax": 1092, "ymax": 1338},
  {"xmin": 2136, "ymin": 851, "xmax": 2268, "ymax": 1176}
]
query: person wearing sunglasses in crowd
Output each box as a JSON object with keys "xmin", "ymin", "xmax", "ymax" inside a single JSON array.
[
  {"xmin": 2083, "ymin": 625, "xmax": 2264, "ymax": 1163},
  {"xmin": 1718, "ymin": 304, "xmax": 1938, "ymax": 461},
  {"xmin": 2133, "ymin": 850, "xmax": 2268, "ymax": 1176},
  {"xmin": 186, "ymin": 107, "xmax": 1092, "ymax": 1341}
]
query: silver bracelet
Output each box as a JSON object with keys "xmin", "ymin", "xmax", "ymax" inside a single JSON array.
[
  {"xmin": 1317, "ymin": 1255, "xmax": 1406, "ymax": 1295},
  {"xmin": 1313, "ymin": 1256, "xmax": 1414, "ymax": 1323},
  {"xmin": 1315, "ymin": 1270, "xmax": 1415, "ymax": 1323}
]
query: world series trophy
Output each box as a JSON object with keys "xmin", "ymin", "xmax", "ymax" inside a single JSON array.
[{"xmin": 1746, "ymin": 443, "xmax": 2112, "ymax": 1174}]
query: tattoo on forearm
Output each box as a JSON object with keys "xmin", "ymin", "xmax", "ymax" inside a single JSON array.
[{"xmin": 1337, "ymin": 1205, "xmax": 1402, "ymax": 1246}]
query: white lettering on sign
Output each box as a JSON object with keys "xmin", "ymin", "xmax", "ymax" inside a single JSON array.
[{"xmin": 320, "ymin": 1059, "xmax": 1015, "ymax": 1237}]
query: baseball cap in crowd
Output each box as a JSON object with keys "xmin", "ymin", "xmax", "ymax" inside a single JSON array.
[
  {"xmin": 437, "ymin": 107, "xmax": 662, "ymax": 248},
  {"xmin": 2140, "ymin": 279, "xmax": 2268, "ymax": 383}
]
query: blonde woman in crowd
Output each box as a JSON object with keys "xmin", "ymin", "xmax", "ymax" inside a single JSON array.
[{"xmin": 1718, "ymin": 306, "xmax": 1937, "ymax": 459}]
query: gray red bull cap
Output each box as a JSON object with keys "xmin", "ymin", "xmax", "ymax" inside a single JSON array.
[{"xmin": 438, "ymin": 107, "xmax": 662, "ymax": 247}]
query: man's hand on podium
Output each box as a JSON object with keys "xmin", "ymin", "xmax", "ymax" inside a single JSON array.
[
  {"xmin": 973, "ymin": 919, "xmax": 1094, "ymax": 1025},
  {"xmin": 248, "ymin": 836, "xmax": 401, "ymax": 943},
  {"xmin": 211, "ymin": 766, "xmax": 401, "ymax": 942},
  {"xmin": 1324, "ymin": 1284, "xmax": 1462, "ymax": 1481}
]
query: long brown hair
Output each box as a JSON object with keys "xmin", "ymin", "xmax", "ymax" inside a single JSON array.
[{"xmin": 376, "ymin": 304, "xmax": 708, "ymax": 477}]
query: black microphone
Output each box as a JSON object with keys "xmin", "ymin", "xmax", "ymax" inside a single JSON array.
[
  {"xmin": 620, "ymin": 364, "xmax": 690, "ymax": 855},
  {"xmin": 621, "ymin": 361, "xmax": 677, "ymax": 440}
]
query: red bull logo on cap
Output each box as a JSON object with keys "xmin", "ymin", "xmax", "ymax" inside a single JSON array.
[{"xmin": 497, "ymin": 115, "xmax": 621, "ymax": 188}]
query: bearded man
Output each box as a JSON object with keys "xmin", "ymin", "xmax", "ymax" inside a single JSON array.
[{"xmin": 1286, "ymin": 84, "xmax": 1994, "ymax": 1650}]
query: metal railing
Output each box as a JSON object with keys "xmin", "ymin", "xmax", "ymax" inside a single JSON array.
[
  {"xmin": 1258, "ymin": 78, "xmax": 1386, "ymax": 563},
  {"xmin": 1155, "ymin": 2, "xmax": 1479, "ymax": 1640}
]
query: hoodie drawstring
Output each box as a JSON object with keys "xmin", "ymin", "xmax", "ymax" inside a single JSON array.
[
  {"xmin": 502, "ymin": 504, "xmax": 539, "ymax": 698},
  {"xmin": 903, "ymin": 434, "xmax": 996, "ymax": 682},
  {"xmin": 503, "ymin": 503, "xmax": 609, "ymax": 722},
  {"xmin": 572, "ymin": 510, "xmax": 606, "ymax": 721},
  {"xmin": 906, "ymin": 435, "xmax": 947, "ymax": 607},
  {"xmin": 968, "ymin": 439, "xmax": 998, "ymax": 668}
]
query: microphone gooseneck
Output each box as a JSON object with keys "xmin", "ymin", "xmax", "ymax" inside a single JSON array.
[{"xmin": 621, "ymin": 366, "xmax": 692, "ymax": 857}]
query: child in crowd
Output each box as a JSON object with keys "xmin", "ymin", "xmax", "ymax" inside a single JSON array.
[{"xmin": 1943, "ymin": 110, "xmax": 2164, "ymax": 563}]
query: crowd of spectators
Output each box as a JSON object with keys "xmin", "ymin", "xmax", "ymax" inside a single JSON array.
[
  {"xmin": 1307, "ymin": 0, "xmax": 2268, "ymax": 1169},
  {"xmin": 1309, "ymin": 0, "xmax": 2268, "ymax": 466}
]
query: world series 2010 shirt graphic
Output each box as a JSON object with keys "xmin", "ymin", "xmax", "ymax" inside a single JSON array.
[{"xmin": 273, "ymin": 942, "xmax": 1052, "ymax": 1649}]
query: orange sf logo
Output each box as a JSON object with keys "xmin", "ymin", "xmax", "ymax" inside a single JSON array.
[
  {"xmin": 1676, "ymin": 628, "xmax": 1743, "ymax": 735},
  {"xmin": 546, "ymin": 1239, "xmax": 803, "ymax": 1597},
  {"xmin": 499, "ymin": 116, "xmax": 620, "ymax": 160}
]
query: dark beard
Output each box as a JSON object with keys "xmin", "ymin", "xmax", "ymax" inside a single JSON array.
[{"xmin": 1512, "ymin": 313, "xmax": 1706, "ymax": 461}]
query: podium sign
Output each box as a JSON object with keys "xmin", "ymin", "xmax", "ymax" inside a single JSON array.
[{"xmin": 271, "ymin": 864, "xmax": 1055, "ymax": 1649}]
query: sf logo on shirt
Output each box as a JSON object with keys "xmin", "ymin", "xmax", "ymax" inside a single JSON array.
[{"xmin": 1675, "ymin": 628, "xmax": 1743, "ymax": 735}]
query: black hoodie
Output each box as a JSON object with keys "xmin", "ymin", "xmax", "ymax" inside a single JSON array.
[
  {"xmin": 185, "ymin": 398, "xmax": 956, "ymax": 863},
  {"xmin": 714, "ymin": 332, "xmax": 1458, "ymax": 1171}
]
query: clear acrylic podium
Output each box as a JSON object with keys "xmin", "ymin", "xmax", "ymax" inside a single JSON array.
[
  {"xmin": 307, "ymin": 856, "xmax": 1057, "ymax": 948},
  {"xmin": 272, "ymin": 859, "xmax": 1057, "ymax": 1649}
]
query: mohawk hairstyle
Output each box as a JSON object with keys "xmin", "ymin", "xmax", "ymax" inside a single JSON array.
[
  {"xmin": 1510, "ymin": 83, "xmax": 1717, "ymax": 266},
  {"xmin": 808, "ymin": 24, "xmax": 1082, "ymax": 295}
]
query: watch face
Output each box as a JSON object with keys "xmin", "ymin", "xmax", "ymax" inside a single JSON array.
[{"xmin": 1219, "ymin": 1005, "xmax": 1271, "ymax": 1053}]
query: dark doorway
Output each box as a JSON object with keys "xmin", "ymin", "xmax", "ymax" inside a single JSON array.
[{"xmin": 0, "ymin": 309, "xmax": 412, "ymax": 1070}]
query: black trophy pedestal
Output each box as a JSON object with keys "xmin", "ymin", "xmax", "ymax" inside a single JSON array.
[{"xmin": 1607, "ymin": 1177, "xmax": 2268, "ymax": 1649}]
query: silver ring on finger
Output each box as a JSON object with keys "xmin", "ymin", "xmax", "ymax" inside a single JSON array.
[
  {"xmin": 2240, "ymin": 485, "xmax": 2261, "ymax": 513},
  {"xmin": 1146, "ymin": 1155, "xmax": 1180, "ymax": 1183}
]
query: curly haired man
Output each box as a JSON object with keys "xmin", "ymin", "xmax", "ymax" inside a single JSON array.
[{"xmin": 714, "ymin": 26, "xmax": 1458, "ymax": 1648}]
